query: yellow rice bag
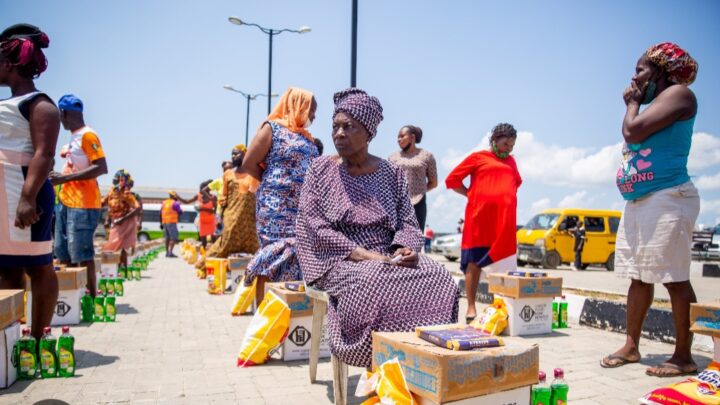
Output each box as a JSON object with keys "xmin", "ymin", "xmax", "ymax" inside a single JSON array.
[
  {"xmin": 640, "ymin": 361, "xmax": 720, "ymax": 404},
  {"xmin": 231, "ymin": 277, "xmax": 256, "ymax": 316},
  {"xmin": 470, "ymin": 297, "xmax": 508, "ymax": 335},
  {"xmin": 356, "ymin": 358, "xmax": 417, "ymax": 405},
  {"xmin": 236, "ymin": 290, "xmax": 290, "ymax": 367}
]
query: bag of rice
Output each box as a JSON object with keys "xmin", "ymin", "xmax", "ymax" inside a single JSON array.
[
  {"xmin": 231, "ymin": 277, "xmax": 256, "ymax": 316},
  {"xmin": 640, "ymin": 361, "xmax": 720, "ymax": 404},
  {"xmin": 470, "ymin": 297, "xmax": 509, "ymax": 335},
  {"xmin": 356, "ymin": 358, "xmax": 417, "ymax": 405},
  {"xmin": 236, "ymin": 290, "xmax": 290, "ymax": 367}
]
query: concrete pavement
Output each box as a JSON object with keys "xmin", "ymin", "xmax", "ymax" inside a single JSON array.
[{"xmin": 0, "ymin": 255, "xmax": 714, "ymax": 404}]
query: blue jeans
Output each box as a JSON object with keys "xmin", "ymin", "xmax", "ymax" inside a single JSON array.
[{"xmin": 54, "ymin": 203, "xmax": 100, "ymax": 263}]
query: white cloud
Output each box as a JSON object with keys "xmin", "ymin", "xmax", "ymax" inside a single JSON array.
[
  {"xmin": 689, "ymin": 132, "xmax": 720, "ymax": 171},
  {"xmin": 440, "ymin": 131, "xmax": 623, "ymax": 187},
  {"xmin": 695, "ymin": 172, "xmax": 720, "ymax": 190},
  {"xmin": 701, "ymin": 199, "xmax": 720, "ymax": 216},
  {"xmin": 531, "ymin": 198, "xmax": 551, "ymax": 212},
  {"xmin": 427, "ymin": 192, "xmax": 466, "ymax": 233},
  {"xmin": 558, "ymin": 190, "xmax": 596, "ymax": 208}
]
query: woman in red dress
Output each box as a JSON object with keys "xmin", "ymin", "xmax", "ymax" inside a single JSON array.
[{"xmin": 445, "ymin": 123, "xmax": 522, "ymax": 322}]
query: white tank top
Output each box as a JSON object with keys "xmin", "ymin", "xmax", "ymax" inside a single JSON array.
[{"xmin": 0, "ymin": 91, "xmax": 45, "ymax": 156}]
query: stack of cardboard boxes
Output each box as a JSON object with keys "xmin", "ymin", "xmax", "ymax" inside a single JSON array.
[
  {"xmin": 372, "ymin": 331, "xmax": 538, "ymax": 404},
  {"xmin": 487, "ymin": 273, "xmax": 563, "ymax": 336},
  {"xmin": 0, "ymin": 290, "xmax": 23, "ymax": 388},
  {"xmin": 25, "ymin": 267, "xmax": 87, "ymax": 327}
]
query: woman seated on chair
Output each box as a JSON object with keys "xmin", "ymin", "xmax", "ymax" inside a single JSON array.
[{"xmin": 296, "ymin": 88, "xmax": 459, "ymax": 368}]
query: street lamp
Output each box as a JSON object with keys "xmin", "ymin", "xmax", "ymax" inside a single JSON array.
[
  {"xmin": 223, "ymin": 85, "xmax": 278, "ymax": 146},
  {"xmin": 228, "ymin": 16, "xmax": 311, "ymax": 114}
]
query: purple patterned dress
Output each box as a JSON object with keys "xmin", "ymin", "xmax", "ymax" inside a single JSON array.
[
  {"xmin": 245, "ymin": 121, "xmax": 318, "ymax": 285},
  {"xmin": 297, "ymin": 156, "xmax": 459, "ymax": 367}
]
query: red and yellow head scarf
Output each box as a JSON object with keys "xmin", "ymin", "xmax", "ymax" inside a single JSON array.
[
  {"xmin": 267, "ymin": 87, "xmax": 314, "ymax": 140},
  {"xmin": 646, "ymin": 42, "xmax": 698, "ymax": 86}
]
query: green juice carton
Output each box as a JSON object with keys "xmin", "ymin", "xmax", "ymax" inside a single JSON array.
[
  {"xmin": 552, "ymin": 298, "xmax": 559, "ymax": 329},
  {"xmin": 559, "ymin": 296, "xmax": 568, "ymax": 329},
  {"xmin": 105, "ymin": 296, "xmax": 116, "ymax": 322},
  {"xmin": 39, "ymin": 327, "xmax": 58, "ymax": 378},
  {"xmin": 94, "ymin": 296, "xmax": 105, "ymax": 322},
  {"xmin": 133, "ymin": 266, "xmax": 141, "ymax": 281},
  {"xmin": 550, "ymin": 368, "xmax": 569, "ymax": 405},
  {"xmin": 118, "ymin": 266, "xmax": 127, "ymax": 279},
  {"xmin": 16, "ymin": 327, "xmax": 37, "ymax": 380},
  {"xmin": 115, "ymin": 278, "xmax": 124, "ymax": 296},
  {"xmin": 531, "ymin": 371, "xmax": 552, "ymax": 405},
  {"xmin": 58, "ymin": 326, "xmax": 75, "ymax": 377},
  {"xmin": 98, "ymin": 278, "xmax": 107, "ymax": 296},
  {"xmin": 106, "ymin": 278, "xmax": 115, "ymax": 296},
  {"xmin": 81, "ymin": 289, "xmax": 94, "ymax": 323}
]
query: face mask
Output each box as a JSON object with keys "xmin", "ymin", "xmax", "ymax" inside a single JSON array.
[
  {"xmin": 492, "ymin": 142, "xmax": 509, "ymax": 159},
  {"xmin": 304, "ymin": 118, "xmax": 313, "ymax": 129},
  {"xmin": 641, "ymin": 80, "xmax": 657, "ymax": 105}
]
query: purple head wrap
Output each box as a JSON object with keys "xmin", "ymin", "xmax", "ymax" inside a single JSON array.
[{"xmin": 333, "ymin": 88, "xmax": 384, "ymax": 141}]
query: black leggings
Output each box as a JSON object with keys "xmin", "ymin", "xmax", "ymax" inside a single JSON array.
[{"xmin": 413, "ymin": 195, "xmax": 427, "ymax": 231}]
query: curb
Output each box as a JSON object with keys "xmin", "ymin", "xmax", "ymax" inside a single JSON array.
[{"xmin": 457, "ymin": 279, "xmax": 714, "ymax": 353}]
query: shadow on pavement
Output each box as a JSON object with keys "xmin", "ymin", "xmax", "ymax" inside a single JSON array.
[
  {"xmin": 314, "ymin": 374, "xmax": 363, "ymax": 405},
  {"xmin": 639, "ymin": 352, "xmax": 712, "ymax": 369},
  {"xmin": 76, "ymin": 349, "xmax": 119, "ymax": 369},
  {"xmin": 32, "ymin": 400, "xmax": 71, "ymax": 405},
  {"xmin": 116, "ymin": 303, "xmax": 138, "ymax": 314}
]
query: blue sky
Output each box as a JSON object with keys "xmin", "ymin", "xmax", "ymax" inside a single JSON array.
[{"xmin": 4, "ymin": 0, "xmax": 720, "ymax": 232}]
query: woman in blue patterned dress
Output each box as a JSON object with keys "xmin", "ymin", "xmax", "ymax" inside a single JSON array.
[{"xmin": 242, "ymin": 87, "xmax": 319, "ymax": 304}]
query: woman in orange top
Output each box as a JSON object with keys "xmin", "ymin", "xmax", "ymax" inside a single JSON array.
[
  {"xmin": 102, "ymin": 170, "xmax": 140, "ymax": 268},
  {"xmin": 196, "ymin": 179, "xmax": 216, "ymax": 249},
  {"xmin": 445, "ymin": 123, "xmax": 522, "ymax": 322}
]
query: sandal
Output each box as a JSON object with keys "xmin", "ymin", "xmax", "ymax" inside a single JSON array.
[
  {"xmin": 600, "ymin": 354, "xmax": 640, "ymax": 368},
  {"xmin": 465, "ymin": 316, "xmax": 476, "ymax": 324},
  {"xmin": 646, "ymin": 363, "xmax": 698, "ymax": 378}
]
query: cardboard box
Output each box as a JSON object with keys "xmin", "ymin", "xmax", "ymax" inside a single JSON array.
[
  {"xmin": 416, "ymin": 385, "xmax": 531, "ymax": 405},
  {"xmin": 99, "ymin": 251, "xmax": 121, "ymax": 264},
  {"xmin": 0, "ymin": 290, "xmax": 24, "ymax": 330},
  {"xmin": 267, "ymin": 283, "xmax": 313, "ymax": 318},
  {"xmin": 488, "ymin": 274, "xmax": 562, "ymax": 299},
  {"xmin": 58, "ymin": 267, "xmax": 88, "ymax": 291},
  {"xmin": 0, "ymin": 322, "xmax": 20, "ymax": 389},
  {"xmin": 372, "ymin": 331, "xmax": 539, "ymax": 403},
  {"xmin": 690, "ymin": 303, "xmax": 720, "ymax": 338},
  {"xmin": 27, "ymin": 289, "xmax": 82, "ymax": 326},
  {"xmin": 277, "ymin": 315, "xmax": 331, "ymax": 361},
  {"xmin": 502, "ymin": 296, "xmax": 553, "ymax": 336}
]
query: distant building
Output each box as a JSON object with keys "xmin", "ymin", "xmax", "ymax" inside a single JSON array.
[{"xmin": 99, "ymin": 185, "xmax": 197, "ymax": 205}]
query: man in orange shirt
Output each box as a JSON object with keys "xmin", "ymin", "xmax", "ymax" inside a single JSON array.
[
  {"xmin": 161, "ymin": 191, "xmax": 183, "ymax": 257},
  {"xmin": 49, "ymin": 94, "xmax": 108, "ymax": 297}
]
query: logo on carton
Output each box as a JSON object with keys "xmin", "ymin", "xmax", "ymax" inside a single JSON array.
[
  {"xmin": 55, "ymin": 301, "xmax": 71, "ymax": 317},
  {"xmin": 288, "ymin": 326, "xmax": 311, "ymax": 347},
  {"xmin": 519, "ymin": 305, "xmax": 535, "ymax": 322}
]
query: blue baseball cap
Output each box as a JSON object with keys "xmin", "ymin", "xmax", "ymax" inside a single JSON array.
[{"xmin": 58, "ymin": 94, "xmax": 83, "ymax": 112}]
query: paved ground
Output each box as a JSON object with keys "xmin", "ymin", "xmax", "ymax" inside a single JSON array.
[
  {"xmin": 1, "ymin": 256, "xmax": 714, "ymax": 404},
  {"xmin": 430, "ymin": 253, "xmax": 720, "ymax": 304}
]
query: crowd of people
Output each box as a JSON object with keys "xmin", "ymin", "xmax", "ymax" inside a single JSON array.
[{"xmin": 0, "ymin": 21, "xmax": 703, "ymax": 377}]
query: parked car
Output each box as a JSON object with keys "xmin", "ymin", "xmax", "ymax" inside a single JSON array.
[
  {"xmin": 432, "ymin": 233, "xmax": 461, "ymax": 262},
  {"xmin": 517, "ymin": 208, "xmax": 621, "ymax": 271},
  {"xmin": 137, "ymin": 203, "xmax": 198, "ymax": 242}
]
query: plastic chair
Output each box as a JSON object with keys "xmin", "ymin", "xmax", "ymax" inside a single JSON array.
[{"xmin": 306, "ymin": 285, "xmax": 348, "ymax": 405}]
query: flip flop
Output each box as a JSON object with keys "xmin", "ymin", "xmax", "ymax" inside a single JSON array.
[
  {"xmin": 465, "ymin": 316, "xmax": 476, "ymax": 324},
  {"xmin": 646, "ymin": 363, "xmax": 698, "ymax": 378},
  {"xmin": 600, "ymin": 354, "xmax": 640, "ymax": 368}
]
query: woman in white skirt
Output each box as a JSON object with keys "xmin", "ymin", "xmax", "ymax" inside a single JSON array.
[{"xmin": 601, "ymin": 42, "xmax": 700, "ymax": 378}]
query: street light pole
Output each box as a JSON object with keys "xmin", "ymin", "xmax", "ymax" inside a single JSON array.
[
  {"xmin": 351, "ymin": 0, "xmax": 358, "ymax": 87},
  {"xmin": 223, "ymin": 85, "xmax": 278, "ymax": 146},
  {"xmin": 268, "ymin": 31, "xmax": 273, "ymax": 114},
  {"xmin": 228, "ymin": 17, "xmax": 311, "ymax": 115}
]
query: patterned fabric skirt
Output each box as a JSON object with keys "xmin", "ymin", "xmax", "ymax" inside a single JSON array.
[
  {"xmin": 103, "ymin": 216, "xmax": 137, "ymax": 251},
  {"xmin": 244, "ymin": 238, "xmax": 301, "ymax": 285},
  {"xmin": 207, "ymin": 192, "xmax": 259, "ymax": 259},
  {"xmin": 314, "ymin": 255, "xmax": 459, "ymax": 367}
]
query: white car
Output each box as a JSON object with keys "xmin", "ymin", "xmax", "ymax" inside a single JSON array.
[{"xmin": 432, "ymin": 233, "xmax": 461, "ymax": 262}]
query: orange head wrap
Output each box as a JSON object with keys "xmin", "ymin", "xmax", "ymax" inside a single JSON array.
[{"xmin": 266, "ymin": 87, "xmax": 314, "ymax": 140}]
